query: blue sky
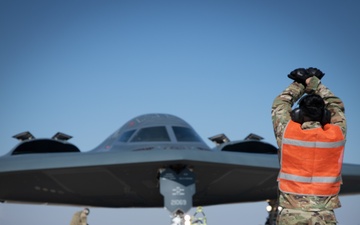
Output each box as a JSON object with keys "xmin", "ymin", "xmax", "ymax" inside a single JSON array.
[{"xmin": 1, "ymin": 1, "xmax": 360, "ymax": 224}]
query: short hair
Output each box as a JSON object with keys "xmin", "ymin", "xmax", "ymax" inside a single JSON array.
[{"xmin": 299, "ymin": 94, "xmax": 325, "ymax": 122}]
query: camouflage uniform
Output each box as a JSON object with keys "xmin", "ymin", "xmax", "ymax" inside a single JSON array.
[{"xmin": 271, "ymin": 76, "xmax": 347, "ymax": 225}]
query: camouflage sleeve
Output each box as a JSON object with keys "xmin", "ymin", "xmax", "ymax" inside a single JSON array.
[
  {"xmin": 315, "ymin": 81, "xmax": 347, "ymax": 137},
  {"xmin": 272, "ymin": 82, "xmax": 306, "ymax": 148}
]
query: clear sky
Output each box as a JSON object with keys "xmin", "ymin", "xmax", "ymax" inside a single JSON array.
[{"xmin": 1, "ymin": 1, "xmax": 360, "ymax": 225}]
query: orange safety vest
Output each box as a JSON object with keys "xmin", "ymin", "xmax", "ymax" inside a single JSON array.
[{"xmin": 278, "ymin": 120, "xmax": 345, "ymax": 196}]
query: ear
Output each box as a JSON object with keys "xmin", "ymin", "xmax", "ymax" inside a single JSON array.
[
  {"xmin": 291, "ymin": 108, "xmax": 303, "ymax": 124},
  {"xmin": 321, "ymin": 109, "xmax": 331, "ymax": 125}
]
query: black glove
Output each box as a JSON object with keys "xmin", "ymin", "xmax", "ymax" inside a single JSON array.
[
  {"xmin": 287, "ymin": 68, "xmax": 310, "ymax": 85},
  {"xmin": 306, "ymin": 67, "xmax": 325, "ymax": 80}
]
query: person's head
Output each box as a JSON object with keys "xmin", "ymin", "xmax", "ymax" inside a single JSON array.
[
  {"xmin": 299, "ymin": 94, "xmax": 325, "ymax": 122},
  {"xmin": 83, "ymin": 208, "xmax": 90, "ymax": 216},
  {"xmin": 291, "ymin": 94, "xmax": 331, "ymax": 125}
]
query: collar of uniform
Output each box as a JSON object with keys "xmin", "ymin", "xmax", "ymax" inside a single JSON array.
[{"xmin": 301, "ymin": 121, "xmax": 322, "ymax": 130}]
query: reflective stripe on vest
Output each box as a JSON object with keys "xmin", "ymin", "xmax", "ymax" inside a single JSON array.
[
  {"xmin": 279, "ymin": 120, "xmax": 345, "ymax": 196},
  {"xmin": 279, "ymin": 172, "xmax": 342, "ymax": 183},
  {"xmin": 282, "ymin": 138, "xmax": 346, "ymax": 148}
]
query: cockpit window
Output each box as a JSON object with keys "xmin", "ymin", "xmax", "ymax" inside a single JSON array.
[
  {"xmin": 172, "ymin": 126, "xmax": 202, "ymax": 142},
  {"xmin": 118, "ymin": 130, "xmax": 136, "ymax": 142},
  {"xmin": 130, "ymin": 126, "xmax": 170, "ymax": 142}
]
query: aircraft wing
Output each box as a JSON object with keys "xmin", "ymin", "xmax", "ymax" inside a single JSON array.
[
  {"xmin": 1, "ymin": 114, "xmax": 360, "ymax": 209},
  {"xmin": 1, "ymin": 150, "xmax": 359, "ymax": 208}
]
